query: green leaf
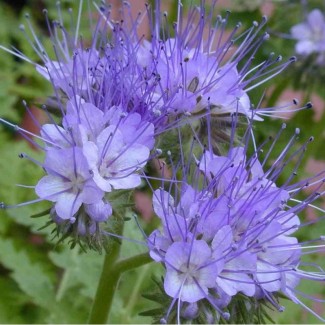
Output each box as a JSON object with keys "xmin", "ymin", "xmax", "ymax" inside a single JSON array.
[
  {"xmin": 0, "ymin": 276, "xmax": 45, "ymax": 323},
  {"xmin": 49, "ymin": 247, "xmax": 104, "ymax": 299},
  {"xmin": 0, "ymin": 237, "xmax": 55, "ymax": 308},
  {"xmin": 44, "ymin": 286, "xmax": 92, "ymax": 323}
]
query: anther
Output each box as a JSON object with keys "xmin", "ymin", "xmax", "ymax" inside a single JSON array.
[
  {"xmin": 320, "ymin": 235, "xmax": 325, "ymax": 241},
  {"xmin": 278, "ymin": 306, "xmax": 285, "ymax": 312},
  {"xmin": 306, "ymin": 102, "xmax": 312, "ymax": 109},
  {"xmin": 263, "ymin": 33, "xmax": 270, "ymax": 41},
  {"xmin": 0, "ymin": 202, "xmax": 5, "ymax": 209},
  {"xmin": 295, "ymin": 128, "xmax": 300, "ymax": 135},
  {"xmin": 293, "ymin": 98, "xmax": 299, "ymax": 105},
  {"xmin": 222, "ymin": 312, "xmax": 230, "ymax": 320}
]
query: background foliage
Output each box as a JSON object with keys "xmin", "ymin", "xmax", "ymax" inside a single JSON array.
[{"xmin": 0, "ymin": 0, "xmax": 324, "ymax": 323}]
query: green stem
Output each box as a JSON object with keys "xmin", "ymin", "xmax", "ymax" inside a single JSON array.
[
  {"xmin": 88, "ymin": 252, "xmax": 152, "ymax": 324},
  {"xmin": 114, "ymin": 252, "xmax": 152, "ymax": 274},
  {"xmin": 88, "ymin": 244, "xmax": 121, "ymax": 324}
]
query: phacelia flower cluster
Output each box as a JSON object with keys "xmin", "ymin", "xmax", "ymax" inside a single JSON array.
[
  {"xmin": 37, "ymin": 96, "xmax": 154, "ymax": 232},
  {"xmin": 147, "ymin": 125, "xmax": 325, "ymax": 323},
  {"xmin": 0, "ymin": 0, "xmax": 299, "ymax": 244},
  {"xmin": 0, "ymin": 1, "xmax": 324, "ymax": 323}
]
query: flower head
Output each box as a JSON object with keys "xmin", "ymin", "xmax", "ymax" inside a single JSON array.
[
  {"xmin": 0, "ymin": 1, "xmax": 324, "ymax": 322},
  {"xmin": 147, "ymin": 120, "xmax": 325, "ymax": 323},
  {"xmin": 0, "ymin": 2, "xmax": 161, "ymax": 249},
  {"xmin": 135, "ymin": 0, "xmax": 298, "ymax": 126}
]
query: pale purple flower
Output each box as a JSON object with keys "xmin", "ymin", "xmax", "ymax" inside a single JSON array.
[
  {"xmin": 164, "ymin": 240, "xmax": 221, "ymax": 303},
  {"xmin": 291, "ymin": 9, "xmax": 325, "ymax": 56},
  {"xmin": 147, "ymin": 125, "xmax": 325, "ymax": 322},
  {"xmin": 82, "ymin": 121, "xmax": 151, "ymax": 192},
  {"xmin": 1, "ymin": 0, "xmax": 300, "ymax": 136},
  {"xmin": 36, "ymin": 48, "xmax": 103, "ymax": 97},
  {"xmin": 0, "ymin": 2, "xmax": 158, "ymax": 246},
  {"xmin": 135, "ymin": 2, "xmax": 298, "ymax": 122},
  {"xmin": 35, "ymin": 147, "xmax": 103, "ymax": 221},
  {"xmin": 138, "ymin": 40, "xmax": 254, "ymax": 118}
]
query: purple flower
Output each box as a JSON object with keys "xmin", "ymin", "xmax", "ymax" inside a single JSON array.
[
  {"xmin": 0, "ymin": 2, "xmax": 158, "ymax": 247},
  {"xmin": 35, "ymin": 147, "xmax": 103, "ymax": 221},
  {"xmin": 164, "ymin": 240, "xmax": 221, "ymax": 303},
  {"xmin": 138, "ymin": 41, "xmax": 253, "ymax": 118},
  {"xmin": 1, "ymin": 0, "xmax": 297, "ymax": 134},
  {"xmin": 135, "ymin": 2, "xmax": 297, "ymax": 122},
  {"xmin": 83, "ymin": 122, "xmax": 151, "ymax": 192},
  {"xmin": 36, "ymin": 48, "xmax": 103, "ymax": 97},
  {"xmin": 147, "ymin": 125, "xmax": 325, "ymax": 322},
  {"xmin": 291, "ymin": 9, "xmax": 325, "ymax": 56},
  {"xmin": 0, "ymin": 1, "xmax": 324, "ymax": 322}
]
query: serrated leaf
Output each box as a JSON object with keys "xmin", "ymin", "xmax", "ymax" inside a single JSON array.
[
  {"xmin": 44, "ymin": 286, "xmax": 91, "ymax": 323},
  {"xmin": 0, "ymin": 237, "xmax": 55, "ymax": 308},
  {"xmin": 0, "ymin": 276, "xmax": 45, "ymax": 323},
  {"xmin": 49, "ymin": 247, "xmax": 104, "ymax": 299}
]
